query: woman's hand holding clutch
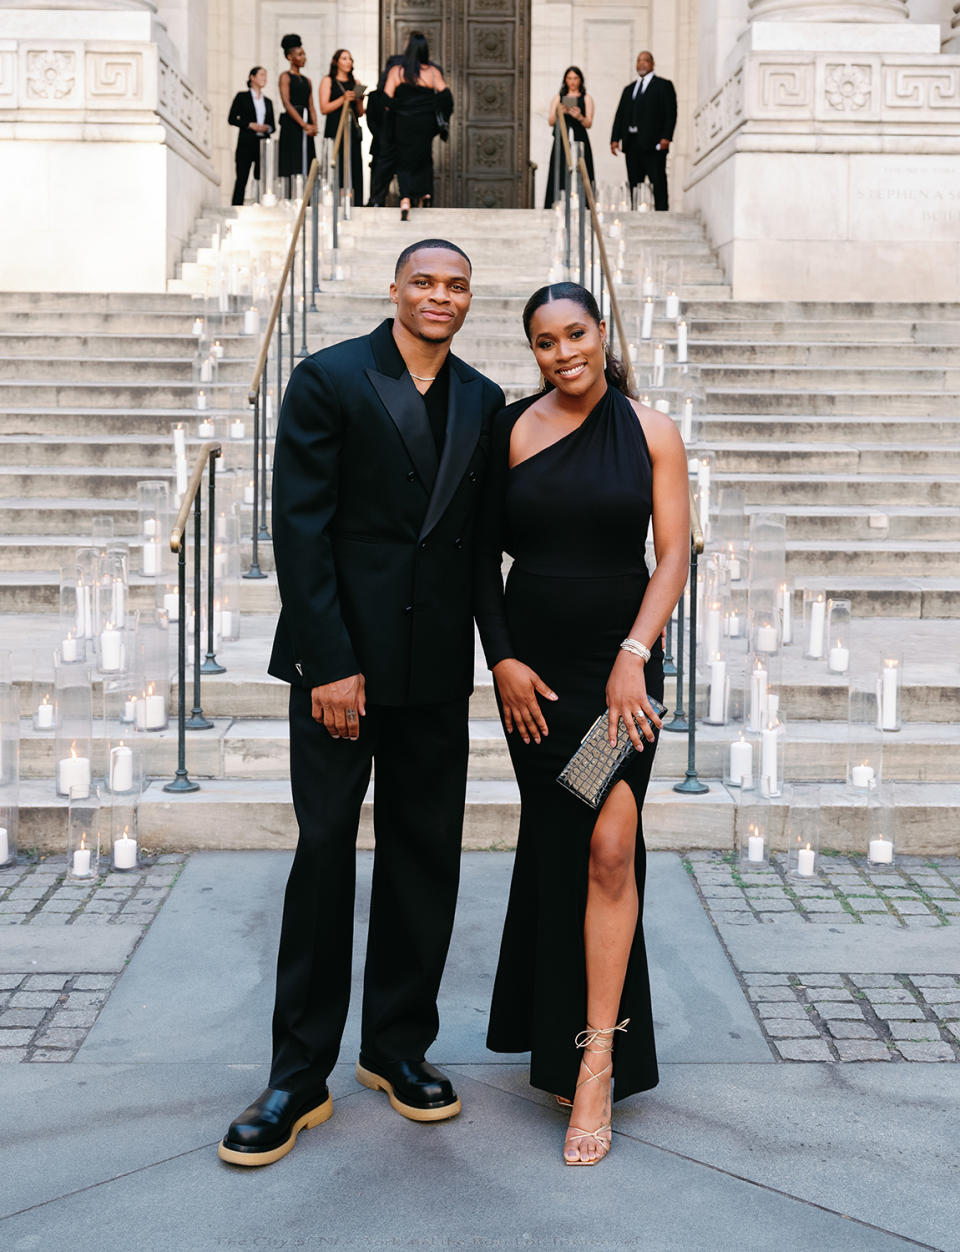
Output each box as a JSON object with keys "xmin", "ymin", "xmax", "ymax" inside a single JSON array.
[
  {"xmin": 605, "ymin": 652, "xmax": 661, "ymax": 749},
  {"xmin": 492, "ymin": 659, "xmax": 558, "ymax": 746}
]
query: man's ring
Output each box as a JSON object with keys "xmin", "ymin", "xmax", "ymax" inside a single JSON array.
[{"xmin": 346, "ymin": 708, "xmax": 357, "ymax": 721}]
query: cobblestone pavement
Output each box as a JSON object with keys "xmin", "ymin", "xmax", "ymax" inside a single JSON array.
[
  {"xmin": 0, "ymin": 854, "xmax": 186, "ymax": 1063},
  {"xmin": 685, "ymin": 850, "xmax": 960, "ymax": 1062}
]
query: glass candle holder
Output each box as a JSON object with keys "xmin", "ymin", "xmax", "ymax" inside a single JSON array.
[
  {"xmin": 137, "ymin": 482, "xmax": 170, "ymax": 578},
  {"xmin": 802, "ymin": 590, "xmax": 827, "ymax": 660},
  {"xmin": 102, "ymin": 677, "xmax": 143, "ymax": 798},
  {"xmin": 759, "ymin": 711, "xmax": 786, "ymax": 799},
  {"xmin": 737, "ymin": 799, "xmax": 774, "ymax": 868},
  {"xmin": 66, "ymin": 785, "xmax": 101, "ymax": 882},
  {"xmin": 750, "ymin": 611, "xmax": 780, "ymax": 657},
  {"xmin": 846, "ymin": 683, "xmax": 883, "ymax": 792},
  {"xmin": 786, "ymin": 785, "xmax": 821, "ymax": 879},
  {"xmin": 133, "ymin": 611, "xmax": 170, "ymax": 732},
  {"xmin": 866, "ymin": 793, "xmax": 895, "ymax": 869},
  {"xmin": 58, "ymin": 571, "xmax": 87, "ymax": 663},
  {"xmin": 744, "ymin": 652, "xmax": 779, "ymax": 735},
  {"xmin": 876, "ymin": 654, "xmax": 902, "ymax": 733},
  {"xmin": 54, "ymin": 661, "xmax": 93, "ymax": 798},
  {"xmin": 31, "ymin": 648, "xmax": 55, "ymax": 732},
  {"xmin": 746, "ymin": 512, "xmax": 786, "ymax": 604},
  {"xmin": 826, "ymin": 599, "xmax": 851, "ymax": 674},
  {"xmin": 725, "ymin": 729, "xmax": 755, "ymax": 790},
  {"xmin": 107, "ymin": 795, "xmax": 139, "ymax": 872},
  {"xmin": 778, "ymin": 580, "xmax": 794, "ymax": 646},
  {"xmin": 704, "ymin": 652, "xmax": 730, "ymax": 726},
  {"xmin": 0, "ymin": 653, "xmax": 20, "ymax": 866}
]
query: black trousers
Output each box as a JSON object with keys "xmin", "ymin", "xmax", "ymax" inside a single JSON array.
[
  {"xmin": 232, "ymin": 146, "xmax": 261, "ymax": 206},
  {"xmin": 624, "ymin": 143, "xmax": 669, "ymax": 211},
  {"xmin": 368, "ymin": 152, "xmax": 396, "ymax": 205},
  {"xmin": 269, "ymin": 687, "xmax": 469, "ymax": 1090}
]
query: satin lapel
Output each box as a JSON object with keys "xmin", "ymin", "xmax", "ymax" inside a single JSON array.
[
  {"xmin": 419, "ymin": 370, "xmax": 482, "ymax": 540},
  {"xmin": 365, "ymin": 368, "xmax": 439, "ymax": 492}
]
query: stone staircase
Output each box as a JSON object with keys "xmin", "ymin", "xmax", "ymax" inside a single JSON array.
[{"xmin": 3, "ymin": 205, "xmax": 959, "ymax": 857}]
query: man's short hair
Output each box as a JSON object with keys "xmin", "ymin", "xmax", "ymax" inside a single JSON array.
[{"xmin": 394, "ymin": 239, "xmax": 472, "ymax": 279}]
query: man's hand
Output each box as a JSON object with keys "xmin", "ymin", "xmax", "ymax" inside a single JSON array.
[
  {"xmin": 659, "ymin": 138, "xmax": 670, "ymax": 150},
  {"xmin": 311, "ymin": 673, "xmax": 366, "ymax": 740},
  {"xmin": 610, "ymin": 141, "xmax": 620, "ymax": 156}
]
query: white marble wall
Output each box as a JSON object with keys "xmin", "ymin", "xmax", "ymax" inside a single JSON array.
[{"xmin": 206, "ymin": 0, "xmax": 379, "ymax": 203}]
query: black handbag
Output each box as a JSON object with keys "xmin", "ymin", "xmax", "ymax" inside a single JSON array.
[{"xmin": 557, "ymin": 702, "xmax": 667, "ymax": 810}]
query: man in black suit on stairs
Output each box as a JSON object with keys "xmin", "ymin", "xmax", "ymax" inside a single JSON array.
[
  {"xmin": 218, "ymin": 239, "xmax": 503, "ymax": 1167},
  {"xmin": 610, "ymin": 51, "xmax": 677, "ymax": 211}
]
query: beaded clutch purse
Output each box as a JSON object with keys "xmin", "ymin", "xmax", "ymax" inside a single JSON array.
[{"xmin": 557, "ymin": 701, "xmax": 668, "ymax": 810}]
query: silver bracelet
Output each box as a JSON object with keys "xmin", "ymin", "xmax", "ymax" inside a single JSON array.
[{"xmin": 620, "ymin": 637, "xmax": 651, "ymax": 663}]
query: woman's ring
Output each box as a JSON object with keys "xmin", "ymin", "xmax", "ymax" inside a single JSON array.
[{"xmin": 346, "ymin": 708, "xmax": 357, "ymax": 721}]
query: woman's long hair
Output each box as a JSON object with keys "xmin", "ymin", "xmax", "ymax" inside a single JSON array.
[
  {"xmin": 247, "ymin": 66, "xmax": 264, "ymax": 89},
  {"xmin": 401, "ymin": 31, "xmax": 430, "ymax": 84},
  {"xmin": 328, "ymin": 49, "xmax": 355, "ymax": 89},
  {"xmin": 559, "ymin": 66, "xmax": 585, "ymax": 98},
  {"xmin": 522, "ymin": 282, "xmax": 633, "ymax": 398}
]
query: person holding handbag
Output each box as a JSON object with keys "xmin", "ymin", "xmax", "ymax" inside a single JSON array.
[
  {"xmin": 227, "ymin": 68, "xmax": 275, "ymax": 206},
  {"xmin": 383, "ymin": 31, "xmax": 452, "ymax": 221}
]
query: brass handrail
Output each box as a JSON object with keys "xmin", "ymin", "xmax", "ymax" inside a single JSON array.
[
  {"xmin": 248, "ymin": 157, "xmax": 320, "ymax": 404},
  {"xmin": 170, "ymin": 441, "xmax": 222, "ymax": 550},
  {"xmin": 331, "ymin": 92, "xmax": 349, "ymax": 164},
  {"xmin": 556, "ymin": 111, "xmax": 575, "ymax": 171}
]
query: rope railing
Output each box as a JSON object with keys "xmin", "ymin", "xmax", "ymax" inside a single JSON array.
[{"xmin": 165, "ymin": 441, "xmax": 223, "ymax": 793}]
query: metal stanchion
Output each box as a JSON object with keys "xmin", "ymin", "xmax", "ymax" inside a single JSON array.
[
  {"xmin": 664, "ymin": 613, "xmax": 677, "ymax": 677},
  {"xmin": 259, "ymin": 367, "xmax": 270, "ymax": 541},
  {"xmin": 310, "ymin": 174, "xmax": 320, "ymax": 308},
  {"xmin": 185, "ymin": 490, "xmax": 213, "ymax": 731},
  {"xmin": 664, "ymin": 588, "xmax": 687, "ymax": 733},
  {"xmin": 288, "ymin": 247, "xmax": 295, "ymax": 375},
  {"xmin": 201, "ymin": 450, "xmax": 226, "ymax": 675},
  {"xmin": 299, "ymin": 205, "xmax": 309, "ymax": 357},
  {"xmin": 553, "ymin": 118, "xmax": 561, "ymax": 208},
  {"xmin": 163, "ymin": 523, "xmax": 198, "ymax": 792},
  {"xmin": 674, "ymin": 537, "xmax": 708, "ymax": 793},
  {"xmin": 243, "ymin": 390, "xmax": 266, "ymax": 580}
]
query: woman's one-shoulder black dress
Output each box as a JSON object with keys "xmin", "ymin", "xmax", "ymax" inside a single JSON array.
[
  {"xmin": 544, "ymin": 95, "xmax": 595, "ymax": 208},
  {"xmin": 474, "ymin": 385, "xmax": 662, "ymax": 1103},
  {"xmin": 278, "ymin": 73, "xmax": 315, "ymax": 178}
]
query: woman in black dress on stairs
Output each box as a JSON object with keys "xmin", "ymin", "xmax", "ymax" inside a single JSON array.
[
  {"xmin": 475, "ymin": 283, "xmax": 689, "ymax": 1166},
  {"xmin": 319, "ymin": 48, "xmax": 364, "ymax": 205},
  {"xmin": 544, "ymin": 67, "xmax": 596, "ymax": 208},
  {"xmin": 277, "ymin": 34, "xmax": 318, "ymax": 197},
  {"xmin": 383, "ymin": 31, "xmax": 452, "ymax": 221}
]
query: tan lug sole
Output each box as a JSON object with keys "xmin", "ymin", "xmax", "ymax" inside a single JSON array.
[
  {"xmin": 355, "ymin": 1063, "xmax": 462, "ymax": 1122},
  {"xmin": 217, "ymin": 1094, "xmax": 333, "ymax": 1167}
]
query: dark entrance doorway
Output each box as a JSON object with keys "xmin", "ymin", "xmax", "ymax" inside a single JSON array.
[{"xmin": 379, "ymin": 0, "xmax": 532, "ymax": 208}]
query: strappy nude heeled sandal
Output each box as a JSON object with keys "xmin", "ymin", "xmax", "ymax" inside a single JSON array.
[{"xmin": 563, "ymin": 1018, "xmax": 629, "ymax": 1167}]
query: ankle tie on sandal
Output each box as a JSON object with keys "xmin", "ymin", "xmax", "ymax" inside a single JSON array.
[{"xmin": 574, "ymin": 1019, "xmax": 630, "ymax": 1051}]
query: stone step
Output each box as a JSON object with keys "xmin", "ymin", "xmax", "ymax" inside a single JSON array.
[
  {"xmin": 697, "ymin": 365, "xmax": 960, "ymax": 392},
  {"xmin": 743, "ymin": 506, "xmax": 959, "ymax": 542},
  {"xmin": 0, "ymin": 312, "xmax": 246, "ymax": 335},
  {"xmin": 0, "ymin": 534, "xmax": 275, "ymax": 573},
  {"xmin": 0, "ymin": 358, "xmax": 254, "ymax": 383},
  {"xmin": 718, "ymin": 471, "xmax": 960, "ymax": 508},
  {"xmin": 0, "ymin": 292, "xmax": 208, "ymax": 312},
  {"xmin": 687, "ymin": 341, "xmax": 959, "ymax": 366},
  {"xmin": 0, "ymin": 333, "xmax": 258, "ymax": 360},
  {"xmin": 0, "ymin": 381, "xmax": 250, "ymax": 409},
  {"xmin": 0, "ymin": 571, "xmax": 279, "ymax": 614},
  {"xmin": 783, "ymin": 541, "xmax": 960, "ymax": 577},
  {"xmin": 15, "ymin": 777, "xmax": 959, "ymax": 855},
  {"xmin": 13, "ymin": 717, "xmax": 960, "ymax": 785},
  {"xmin": 677, "ymin": 300, "xmax": 960, "ymax": 322},
  {"xmin": 697, "ymin": 415, "xmax": 960, "ymax": 445},
  {"xmin": 0, "ymin": 436, "xmax": 190, "ymax": 470},
  {"xmin": 707, "ymin": 390, "xmax": 960, "ymax": 418},
  {"xmin": 0, "ymin": 408, "xmax": 254, "ymax": 437},
  {"xmin": 710, "ymin": 445, "xmax": 960, "ymax": 475}
]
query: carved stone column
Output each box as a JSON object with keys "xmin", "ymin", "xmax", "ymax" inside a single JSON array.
[{"xmin": 748, "ymin": 0, "xmax": 908, "ymax": 19}]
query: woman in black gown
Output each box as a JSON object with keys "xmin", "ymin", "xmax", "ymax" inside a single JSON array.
[
  {"xmin": 319, "ymin": 48, "xmax": 364, "ymax": 205},
  {"xmin": 475, "ymin": 283, "xmax": 689, "ymax": 1166},
  {"xmin": 544, "ymin": 67, "xmax": 596, "ymax": 208},
  {"xmin": 383, "ymin": 31, "xmax": 453, "ymax": 220},
  {"xmin": 277, "ymin": 34, "xmax": 318, "ymax": 196}
]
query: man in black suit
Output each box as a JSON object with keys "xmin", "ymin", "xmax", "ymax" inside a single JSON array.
[
  {"xmin": 228, "ymin": 68, "xmax": 275, "ymax": 206},
  {"xmin": 610, "ymin": 51, "xmax": 677, "ymax": 211},
  {"xmin": 219, "ymin": 240, "xmax": 504, "ymax": 1167}
]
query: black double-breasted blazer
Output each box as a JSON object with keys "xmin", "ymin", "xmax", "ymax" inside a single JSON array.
[
  {"xmin": 228, "ymin": 90, "xmax": 276, "ymax": 159},
  {"xmin": 610, "ymin": 75, "xmax": 677, "ymax": 152},
  {"xmin": 269, "ymin": 318, "xmax": 504, "ymax": 706}
]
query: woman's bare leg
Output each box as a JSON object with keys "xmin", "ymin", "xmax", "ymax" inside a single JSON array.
[{"xmin": 564, "ymin": 780, "xmax": 638, "ymax": 1164}]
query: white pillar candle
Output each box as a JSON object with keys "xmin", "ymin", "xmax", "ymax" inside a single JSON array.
[
  {"xmin": 869, "ymin": 838, "xmax": 893, "ymax": 865},
  {"xmin": 796, "ymin": 844, "xmax": 815, "ymax": 876},
  {"xmin": 244, "ymin": 307, "xmax": 260, "ymax": 334},
  {"xmin": 163, "ymin": 591, "xmax": 179, "ymax": 621},
  {"xmin": 851, "ymin": 763, "xmax": 875, "ymax": 789},
  {"xmin": 747, "ymin": 826, "xmax": 765, "ymax": 863},
  {"xmin": 192, "ymin": 317, "xmax": 204, "ymax": 337},
  {"xmin": 229, "ymin": 419, "xmax": 245, "ymax": 440},
  {"xmin": 708, "ymin": 659, "xmax": 726, "ymax": 723},
  {"xmin": 653, "ymin": 340, "xmax": 665, "ymax": 378},
  {"xmin": 244, "ymin": 482, "xmax": 255, "ymax": 505},
  {"xmin": 143, "ymin": 517, "xmax": 157, "ymax": 538},
  {"xmin": 761, "ymin": 725, "xmax": 779, "ymax": 797},
  {"xmin": 37, "ymin": 698, "xmax": 54, "ymax": 729},
  {"xmin": 726, "ymin": 612, "xmax": 742, "ymax": 639},
  {"xmin": 61, "ymin": 635, "xmax": 79, "ymax": 663},
  {"xmin": 173, "ymin": 424, "xmax": 186, "ymax": 459},
  {"xmin": 72, "ymin": 844, "xmax": 92, "ymax": 877},
  {"xmin": 749, "ymin": 664, "xmax": 768, "ymax": 732},
  {"xmin": 767, "ymin": 693, "xmax": 780, "ymax": 723},
  {"xmin": 828, "ymin": 645, "xmax": 850, "ymax": 674},
  {"xmin": 756, "ymin": 624, "xmax": 778, "ymax": 653},
  {"xmin": 212, "ymin": 340, "xmax": 224, "ymax": 360},
  {"xmin": 82, "ymin": 584, "xmax": 93, "ymax": 637},
  {"xmin": 642, "ymin": 273, "xmax": 654, "ymax": 297},
  {"xmin": 122, "ymin": 698, "xmax": 136, "ymax": 724},
  {"xmin": 109, "ymin": 744, "xmax": 133, "ymax": 793},
  {"xmin": 879, "ymin": 660, "xmax": 899, "ymax": 730},
  {"xmin": 142, "ymin": 541, "xmax": 161, "ymax": 577},
  {"xmin": 137, "ymin": 690, "xmax": 166, "ymax": 731},
  {"xmin": 112, "ymin": 828, "xmax": 138, "ymax": 870},
  {"xmin": 99, "ymin": 628, "xmax": 124, "ymax": 673},
  {"xmin": 665, "ymin": 292, "xmax": 679, "ymax": 319},
  {"xmin": 196, "ymin": 390, "xmax": 208, "ymax": 411},
  {"xmin": 681, "ymin": 397, "xmax": 693, "ymax": 442},
  {"xmin": 728, "ymin": 556, "xmax": 742, "ymax": 582},
  {"xmin": 58, "ymin": 752, "xmax": 91, "ymax": 798},
  {"xmin": 676, "ymin": 320, "xmax": 688, "ymax": 363},
  {"xmin": 198, "ymin": 418, "xmax": 215, "ymax": 438},
  {"xmin": 705, "ymin": 606, "xmax": 722, "ymax": 657},
  {"xmin": 640, "ymin": 299, "xmax": 654, "ymax": 340},
  {"xmin": 220, "ymin": 609, "xmax": 234, "ymax": 638},
  {"xmin": 111, "ymin": 579, "xmax": 126, "ymax": 625},
  {"xmin": 729, "ymin": 736, "xmax": 753, "ymax": 788},
  {"xmin": 0, "ymin": 826, "xmax": 8, "ymax": 863},
  {"xmin": 780, "ymin": 584, "xmax": 792, "ymax": 645},
  {"xmin": 654, "ymin": 399, "xmax": 670, "ymax": 415},
  {"xmin": 806, "ymin": 595, "xmax": 825, "ymax": 659},
  {"xmin": 200, "ymin": 357, "xmax": 213, "ymax": 383},
  {"xmin": 176, "ymin": 456, "xmax": 188, "ymax": 497}
]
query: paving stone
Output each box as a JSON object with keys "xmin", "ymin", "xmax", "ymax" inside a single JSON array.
[
  {"xmin": 793, "ymin": 888, "xmax": 836, "ymax": 898},
  {"xmin": 890, "ymin": 899, "xmax": 935, "ymax": 915},
  {"xmin": 902, "ymin": 915, "xmax": 945, "ymax": 928},
  {"xmin": 34, "ymin": 1027, "xmax": 87, "ymax": 1048},
  {"xmin": 764, "ymin": 1018, "xmax": 821, "ymax": 1039},
  {"xmin": 835, "ymin": 1040, "xmax": 893, "ymax": 1061},
  {"xmin": 896, "ymin": 1042, "xmax": 957, "ymax": 1061},
  {"xmin": 858, "ymin": 914, "xmax": 902, "ymax": 927},
  {"xmin": 743, "ymin": 973, "xmax": 790, "ymax": 986},
  {"xmin": 752, "ymin": 898, "xmax": 796, "ymax": 912},
  {"xmin": 887, "ymin": 1022, "xmax": 943, "ymax": 1041},
  {"xmin": 0, "ymin": 1029, "xmax": 33, "ymax": 1047},
  {"xmin": 919, "ymin": 989, "xmax": 960, "ymax": 1004},
  {"xmin": 923, "ymin": 888, "xmax": 960, "ymax": 900},
  {"xmin": 27, "ymin": 914, "xmax": 70, "ymax": 927},
  {"xmin": 755, "ymin": 1001, "xmax": 807, "ymax": 1020},
  {"xmin": 39, "ymin": 898, "xmax": 78, "ymax": 914},
  {"xmin": 7, "ymin": 887, "xmax": 46, "ymax": 900},
  {"xmin": 826, "ymin": 1020, "xmax": 878, "ymax": 1040},
  {"xmin": 62, "ymin": 990, "xmax": 108, "ymax": 1008},
  {"xmin": 800, "ymin": 986, "xmax": 853, "ymax": 1000},
  {"xmin": 945, "ymin": 1024, "xmax": 960, "ymax": 1043},
  {"xmin": 28, "ymin": 1049, "xmax": 74, "ymax": 1062},
  {"xmin": 0, "ymin": 1048, "xmax": 28, "ymax": 1062},
  {"xmin": 101, "ymin": 873, "xmax": 139, "ymax": 888},
  {"xmin": 800, "ymin": 899, "xmax": 844, "ymax": 912},
  {"xmin": 83, "ymin": 899, "xmax": 122, "ymax": 913},
  {"xmin": 911, "ymin": 975, "xmax": 959, "ymax": 988},
  {"xmin": 0, "ymin": 914, "xmax": 28, "ymax": 925},
  {"xmin": 862, "ymin": 988, "xmax": 914, "ymax": 1004},
  {"xmin": 717, "ymin": 915, "xmax": 755, "ymax": 925},
  {"xmin": 0, "ymin": 975, "xmax": 24, "ymax": 990},
  {"xmin": 0, "ymin": 901, "xmax": 31, "ymax": 914},
  {"xmin": 72, "ymin": 975, "xmax": 116, "ymax": 990},
  {"xmin": 774, "ymin": 1039, "xmax": 834, "ymax": 1061},
  {"xmin": 8, "ymin": 991, "xmax": 59, "ymax": 1009},
  {"xmin": 0, "ymin": 1009, "xmax": 44, "ymax": 1028},
  {"xmin": 22, "ymin": 975, "xmax": 70, "ymax": 990},
  {"xmin": 709, "ymin": 903, "xmax": 753, "ymax": 913},
  {"xmin": 883, "ymin": 888, "xmax": 922, "ymax": 898},
  {"xmin": 799, "ymin": 974, "xmax": 845, "ymax": 987},
  {"xmin": 746, "ymin": 984, "xmax": 795, "ymax": 1002},
  {"xmin": 939, "ymin": 901, "xmax": 960, "ymax": 914},
  {"xmin": 701, "ymin": 886, "xmax": 746, "ymax": 898},
  {"xmin": 93, "ymin": 889, "xmax": 133, "ymax": 901},
  {"xmin": 156, "ymin": 854, "xmax": 185, "ymax": 863},
  {"xmin": 873, "ymin": 1004, "xmax": 928, "ymax": 1021},
  {"xmin": 48, "ymin": 1008, "xmax": 99, "ymax": 1029},
  {"xmin": 809, "ymin": 914, "xmax": 857, "ymax": 924},
  {"xmin": 849, "ymin": 899, "xmax": 892, "ymax": 912},
  {"xmin": 812, "ymin": 1002, "xmax": 866, "ymax": 1020}
]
